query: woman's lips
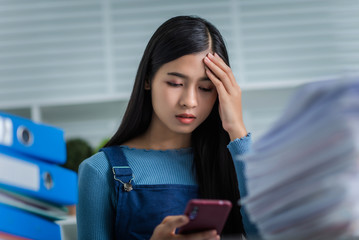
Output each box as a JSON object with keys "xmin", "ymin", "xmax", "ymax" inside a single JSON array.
[{"xmin": 176, "ymin": 114, "xmax": 196, "ymax": 124}]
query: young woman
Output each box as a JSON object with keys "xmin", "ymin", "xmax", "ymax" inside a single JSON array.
[{"xmin": 77, "ymin": 15, "xmax": 256, "ymax": 240}]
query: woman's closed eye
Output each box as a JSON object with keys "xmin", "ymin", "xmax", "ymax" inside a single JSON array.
[
  {"xmin": 199, "ymin": 86, "xmax": 214, "ymax": 92},
  {"xmin": 166, "ymin": 81, "xmax": 213, "ymax": 92},
  {"xmin": 166, "ymin": 81, "xmax": 182, "ymax": 87}
]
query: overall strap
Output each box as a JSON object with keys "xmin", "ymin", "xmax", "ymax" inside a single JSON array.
[{"xmin": 100, "ymin": 146, "xmax": 134, "ymax": 192}]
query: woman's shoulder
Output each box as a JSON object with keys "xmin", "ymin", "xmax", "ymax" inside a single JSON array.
[{"xmin": 79, "ymin": 151, "xmax": 111, "ymax": 177}]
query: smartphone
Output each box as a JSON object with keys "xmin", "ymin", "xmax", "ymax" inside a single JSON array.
[{"xmin": 178, "ymin": 199, "xmax": 232, "ymax": 235}]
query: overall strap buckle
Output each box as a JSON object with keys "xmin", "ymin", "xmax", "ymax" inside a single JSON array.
[{"xmin": 112, "ymin": 166, "xmax": 134, "ymax": 192}]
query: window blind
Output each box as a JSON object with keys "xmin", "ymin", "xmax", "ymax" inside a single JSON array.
[
  {"xmin": 237, "ymin": 0, "xmax": 359, "ymax": 84},
  {"xmin": 0, "ymin": 1, "xmax": 106, "ymax": 105},
  {"xmin": 1, "ymin": 0, "xmax": 358, "ymax": 106}
]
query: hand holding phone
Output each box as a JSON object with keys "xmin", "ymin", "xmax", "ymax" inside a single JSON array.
[{"xmin": 178, "ymin": 199, "xmax": 232, "ymax": 235}]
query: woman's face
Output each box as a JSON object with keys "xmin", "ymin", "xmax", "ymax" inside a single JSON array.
[{"xmin": 149, "ymin": 51, "xmax": 218, "ymax": 137}]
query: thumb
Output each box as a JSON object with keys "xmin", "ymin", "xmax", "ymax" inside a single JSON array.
[
  {"xmin": 162, "ymin": 215, "xmax": 189, "ymax": 231},
  {"xmin": 150, "ymin": 215, "xmax": 190, "ymax": 240}
]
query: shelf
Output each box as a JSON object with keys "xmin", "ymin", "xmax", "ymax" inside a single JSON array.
[{"xmin": 0, "ymin": 92, "xmax": 130, "ymax": 110}]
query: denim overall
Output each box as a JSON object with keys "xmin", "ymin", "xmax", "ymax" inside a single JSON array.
[{"xmin": 101, "ymin": 146, "xmax": 198, "ymax": 240}]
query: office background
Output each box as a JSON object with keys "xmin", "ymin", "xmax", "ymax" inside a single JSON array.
[{"xmin": 0, "ymin": 0, "xmax": 358, "ymax": 148}]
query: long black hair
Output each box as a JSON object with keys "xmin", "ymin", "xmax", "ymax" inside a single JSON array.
[{"xmin": 105, "ymin": 15, "xmax": 245, "ymax": 236}]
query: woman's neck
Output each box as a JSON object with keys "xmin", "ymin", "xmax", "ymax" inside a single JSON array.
[{"xmin": 123, "ymin": 125, "xmax": 191, "ymax": 150}]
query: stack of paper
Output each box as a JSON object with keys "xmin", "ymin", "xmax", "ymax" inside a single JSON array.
[
  {"xmin": 0, "ymin": 112, "xmax": 78, "ymax": 240},
  {"xmin": 240, "ymin": 76, "xmax": 359, "ymax": 240}
]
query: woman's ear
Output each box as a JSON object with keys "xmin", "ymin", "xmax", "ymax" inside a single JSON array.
[{"xmin": 144, "ymin": 80, "xmax": 151, "ymax": 90}]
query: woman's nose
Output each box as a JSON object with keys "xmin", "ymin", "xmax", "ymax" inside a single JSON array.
[{"xmin": 179, "ymin": 88, "xmax": 198, "ymax": 108}]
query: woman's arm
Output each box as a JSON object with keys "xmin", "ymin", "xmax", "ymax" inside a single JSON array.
[
  {"xmin": 204, "ymin": 52, "xmax": 247, "ymax": 141},
  {"xmin": 77, "ymin": 153, "xmax": 115, "ymax": 240},
  {"xmin": 227, "ymin": 135, "xmax": 260, "ymax": 238},
  {"xmin": 227, "ymin": 133, "xmax": 252, "ymax": 197}
]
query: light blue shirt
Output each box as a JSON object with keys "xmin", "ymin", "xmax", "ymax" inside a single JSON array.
[{"xmin": 77, "ymin": 134, "xmax": 257, "ymax": 239}]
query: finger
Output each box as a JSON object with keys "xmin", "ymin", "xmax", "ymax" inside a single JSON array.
[
  {"xmin": 204, "ymin": 55, "xmax": 228, "ymax": 83},
  {"xmin": 212, "ymin": 53, "xmax": 236, "ymax": 85},
  {"xmin": 162, "ymin": 215, "xmax": 189, "ymax": 230},
  {"xmin": 176, "ymin": 230, "xmax": 219, "ymax": 240},
  {"xmin": 207, "ymin": 53, "xmax": 236, "ymax": 85},
  {"xmin": 205, "ymin": 67, "xmax": 229, "ymax": 98},
  {"xmin": 204, "ymin": 56, "xmax": 233, "ymax": 93}
]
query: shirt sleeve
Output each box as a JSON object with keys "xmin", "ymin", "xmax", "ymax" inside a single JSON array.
[
  {"xmin": 227, "ymin": 132, "xmax": 251, "ymax": 197},
  {"xmin": 77, "ymin": 152, "xmax": 115, "ymax": 240},
  {"xmin": 227, "ymin": 133, "xmax": 260, "ymax": 238}
]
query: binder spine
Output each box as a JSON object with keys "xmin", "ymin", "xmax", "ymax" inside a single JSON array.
[
  {"xmin": 0, "ymin": 203, "xmax": 61, "ymax": 240},
  {"xmin": 0, "ymin": 112, "xmax": 66, "ymax": 164},
  {"xmin": 0, "ymin": 149, "xmax": 78, "ymax": 205}
]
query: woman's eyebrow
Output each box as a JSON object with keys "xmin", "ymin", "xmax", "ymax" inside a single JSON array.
[
  {"xmin": 167, "ymin": 72, "xmax": 188, "ymax": 79},
  {"xmin": 167, "ymin": 72, "xmax": 210, "ymax": 81}
]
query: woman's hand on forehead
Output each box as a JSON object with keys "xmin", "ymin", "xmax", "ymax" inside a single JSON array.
[{"xmin": 204, "ymin": 53, "xmax": 247, "ymax": 141}]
